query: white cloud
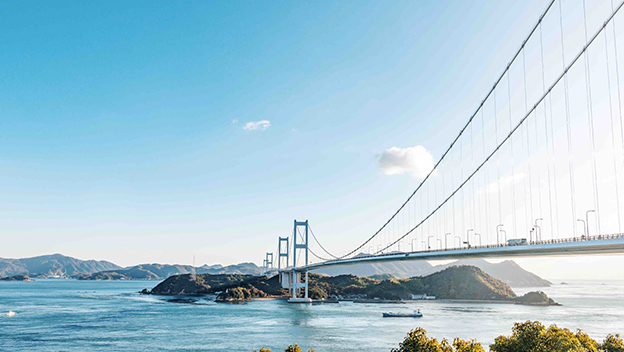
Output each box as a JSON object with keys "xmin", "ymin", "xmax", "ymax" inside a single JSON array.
[
  {"xmin": 231, "ymin": 119, "xmax": 238, "ymax": 124},
  {"xmin": 378, "ymin": 145, "xmax": 435, "ymax": 178},
  {"xmin": 243, "ymin": 120, "xmax": 271, "ymax": 131}
]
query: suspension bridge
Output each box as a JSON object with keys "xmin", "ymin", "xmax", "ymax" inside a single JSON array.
[{"xmin": 263, "ymin": 0, "xmax": 624, "ymax": 302}]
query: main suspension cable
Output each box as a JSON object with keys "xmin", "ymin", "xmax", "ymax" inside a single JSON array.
[
  {"xmin": 369, "ymin": 0, "xmax": 624, "ymax": 255},
  {"xmin": 314, "ymin": 0, "xmax": 558, "ymax": 260}
]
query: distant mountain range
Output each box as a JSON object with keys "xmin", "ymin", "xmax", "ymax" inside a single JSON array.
[
  {"xmin": 76, "ymin": 262, "xmax": 262, "ymax": 280},
  {"xmin": 312, "ymin": 258, "xmax": 551, "ymax": 287},
  {"xmin": 0, "ymin": 254, "xmax": 120, "ymax": 278},
  {"xmin": 0, "ymin": 254, "xmax": 550, "ymax": 287},
  {"xmin": 0, "ymin": 254, "xmax": 262, "ymax": 279}
]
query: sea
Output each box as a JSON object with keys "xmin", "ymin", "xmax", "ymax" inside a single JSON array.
[{"xmin": 0, "ymin": 279, "xmax": 623, "ymax": 352}]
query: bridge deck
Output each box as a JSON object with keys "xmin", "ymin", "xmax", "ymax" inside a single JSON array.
[{"xmin": 282, "ymin": 235, "xmax": 624, "ymax": 272}]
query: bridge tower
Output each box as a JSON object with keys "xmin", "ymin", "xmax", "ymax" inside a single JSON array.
[
  {"xmin": 278, "ymin": 237, "xmax": 289, "ymax": 270},
  {"xmin": 289, "ymin": 219, "xmax": 311, "ymax": 303},
  {"xmin": 264, "ymin": 252, "xmax": 274, "ymax": 273}
]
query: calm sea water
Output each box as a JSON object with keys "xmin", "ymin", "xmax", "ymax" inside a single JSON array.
[{"xmin": 0, "ymin": 279, "xmax": 623, "ymax": 352}]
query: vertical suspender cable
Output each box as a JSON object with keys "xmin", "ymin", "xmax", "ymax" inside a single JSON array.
[
  {"xmin": 605, "ymin": 25, "xmax": 623, "ymax": 232},
  {"xmin": 540, "ymin": 19, "xmax": 556, "ymax": 240},
  {"xmin": 495, "ymin": 90, "xmax": 503, "ymax": 237},
  {"xmin": 560, "ymin": 0, "xmax": 578, "ymax": 237},
  {"xmin": 452, "ymin": 148, "xmax": 457, "ymax": 244},
  {"xmin": 443, "ymin": 163, "xmax": 447, "ymax": 246},
  {"xmin": 611, "ymin": 1, "xmax": 624, "ymax": 233},
  {"xmin": 482, "ymin": 108, "xmax": 490, "ymax": 242},
  {"xmin": 508, "ymin": 73, "xmax": 518, "ymax": 237},
  {"xmin": 471, "ymin": 119, "xmax": 477, "ymax": 237},
  {"xmin": 533, "ymin": 26, "xmax": 544, "ymax": 226},
  {"xmin": 523, "ymin": 47, "xmax": 535, "ymax": 236},
  {"xmin": 582, "ymin": 0, "xmax": 602, "ymax": 236},
  {"xmin": 548, "ymin": 92, "xmax": 560, "ymax": 239}
]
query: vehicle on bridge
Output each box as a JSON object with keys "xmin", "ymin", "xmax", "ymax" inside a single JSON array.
[{"xmin": 507, "ymin": 238, "xmax": 528, "ymax": 246}]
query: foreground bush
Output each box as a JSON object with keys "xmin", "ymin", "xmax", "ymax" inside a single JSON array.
[
  {"xmin": 254, "ymin": 321, "xmax": 624, "ymax": 352},
  {"xmin": 490, "ymin": 321, "xmax": 624, "ymax": 352},
  {"xmin": 391, "ymin": 327, "xmax": 485, "ymax": 352},
  {"xmin": 253, "ymin": 344, "xmax": 314, "ymax": 352},
  {"xmin": 394, "ymin": 321, "xmax": 624, "ymax": 352}
]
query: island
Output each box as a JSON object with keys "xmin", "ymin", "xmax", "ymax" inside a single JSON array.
[
  {"xmin": 515, "ymin": 290, "xmax": 560, "ymax": 306},
  {"xmin": 145, "ymin": 265, "xmax": 527, "ymax": 303},
  {"xmin": 0, "ymin": 275, "xmax": 33, "ymax": 281}
]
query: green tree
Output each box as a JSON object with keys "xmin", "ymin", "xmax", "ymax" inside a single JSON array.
[
  {"xmin": 284, "ymin": 344, "xmax": 314, "ymax": 352},
  {"xmin": 392, "ymin": 327, "xmax": 485, "ymax": 352},
  {"xmin": 576, "ymin": 330, "xmax": 600, "ymax": 352},
  {"xmin": 452, "ymin": 338, "xmax": 486, "ymax": 352},
  {"xmin": 602, "ymin": 334, "xmax": 624, "ymax": 352},
  {"xmin": 253, "ymin": 344, "xmax": 314, "ymax": 352},
  {"xmin": 489, "ymin": 320, "xmax": 623, "ymax": 352},
  {"xmin": 391, "ymin": 327, "xmax": 452, "ymax": 352}
]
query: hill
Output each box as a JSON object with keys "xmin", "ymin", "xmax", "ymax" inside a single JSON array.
[
  {"xmin": 0, "ymin": 254, "xmax": 120, "ymax": 278},
  {"xmin": 312, "ymin": 259, "xmax": 432, "ymax": 278},
  {"xmin": 78, "ymin": 262, "xmax": 262, "ymax": 280},
  {"xmin": 312, "ymin": 258, "xmax": 550, "ymax": 288},
  {"xmin": 429, "ymin": 259, "xmax": 551, "ymax": 287},
  {"xmin": 147, "ymin": 265, "xmax": 517, "ymax": 302}
]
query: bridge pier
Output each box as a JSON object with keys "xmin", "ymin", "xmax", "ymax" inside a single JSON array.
[{"xmin": 280, "ymin": 270, "xmax": 311, "ymax": 303}]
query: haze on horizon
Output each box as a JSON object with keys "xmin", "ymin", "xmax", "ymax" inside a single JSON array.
[{"xmin": 1, "ymin": 0, "xmax": 622, "ymax": 280}]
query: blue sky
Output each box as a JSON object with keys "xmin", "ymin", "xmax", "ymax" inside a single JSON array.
[{"xmin": 2, "ymin": 0, "xmax": 622, "ymax": 279}]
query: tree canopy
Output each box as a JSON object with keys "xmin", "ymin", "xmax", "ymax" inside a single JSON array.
[{"xmin": 253, "ymin": 321, "xmax": 624, "ymax": 352}]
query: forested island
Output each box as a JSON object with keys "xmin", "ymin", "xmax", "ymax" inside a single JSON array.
[{"xmin": 144, "ymin": 265, "xmax": 556, "ymax": 305}]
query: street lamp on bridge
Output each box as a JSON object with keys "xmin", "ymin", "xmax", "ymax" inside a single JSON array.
[
  {"xmin": 534, "ymin": 218, "xmax": 543, "ymax": 241},
  {"xmin": 475, "ymin": 233, "xmax": 481, "ymax": 246},
  {"xmin": 496, "ymin": 224, "xmax": 504, "ymax": 245},
  {"xmin": 455, "ymin": 236, "xmax": 462, "ymax": 248},
  {"xmin": 427, "ymin": 236, "xmax": 434, "ymax": 250},
  {"xmin": 445, "ymin": 233, "xmax": 452, "ymax": 250},
  {"xmin": 466, "ymin": 229, "xmax": 473, "ymax": 248},
  {"xmin": 421, "ymin": 240, "xmax": 427, "ymax": 250},
  {"xmin": 586, "ymin": 210, "xmax": 596, "ymax": 238}
]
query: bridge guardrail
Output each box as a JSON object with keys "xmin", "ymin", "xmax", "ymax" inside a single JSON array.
[{"xmin": 321, "ymin": 233, "xmax": 624, "ymax": 264}]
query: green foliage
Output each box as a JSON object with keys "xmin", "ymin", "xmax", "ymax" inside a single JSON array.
[
  {"xmin": 602, "ymin": 334, "xmax": 624, "ymax": 352},
  {"xmin": 490, "ymin": 321, "xmax": 623, "ymax": 352},
  {"xmin": 252, "ymin": 344, "xmax": 314, "ymax": 352},
  {"xmin": 254, "ymin": 322, "xmax": 622, "ymax": 352},
  {"xmin": 391, "ymin": 327, "xmax": 484, "ymax": 352},
  {"xmin": 420, "ymin": 266, "xmax": 516, "ymax": 300},
  {"xmin": 452, "ymin": 338, "xmax": 486, "ymax": 352},
  {"xmin": 368, "ymin": 279, "xmax": 412, "ymax": 300},
  {"xmin": 284, "ymin": 344, "xmax": 314, "ymax": 352},
  {"xmin": 153, "ymin": 266, "xmax": 517, "ymax": 301}
]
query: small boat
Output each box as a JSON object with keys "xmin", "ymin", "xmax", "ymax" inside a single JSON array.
[
  {"xmin": 382, "ymin": 309, "xmax": 423, "ymax": 318},
  {"xmin": 4, "ymin": 311, "xmax": 15, "ymax": 317}
]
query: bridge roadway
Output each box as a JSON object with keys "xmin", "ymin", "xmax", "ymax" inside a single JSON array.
[{"xmin": 284, "ymin": 234, "xmax": 624, "ymax": 272}]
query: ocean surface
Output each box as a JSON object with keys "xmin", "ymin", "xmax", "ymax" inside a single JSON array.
[{"xmin": 0, "ymin": 279, "xmax": 623, "ymax": 352}]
